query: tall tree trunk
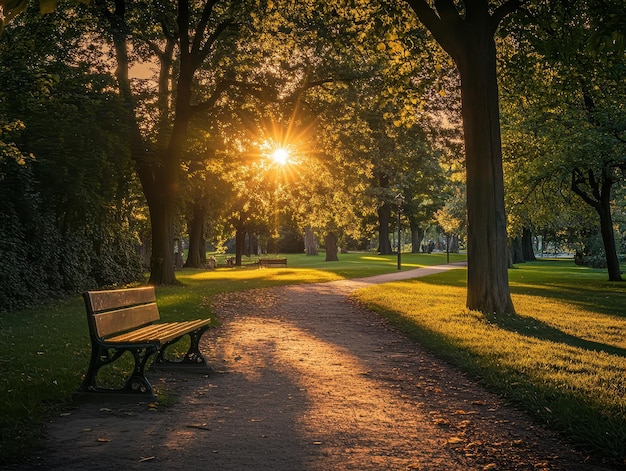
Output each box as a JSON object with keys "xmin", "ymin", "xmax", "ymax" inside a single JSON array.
[
  {"xmin": 99, "ymin": 0, "xmax": 180, "ymax": 285},
  {"xmin": 378, "ymin": 203, "xmax": 392, "ymax": 255},
  {"xmin": 572, "ymin": 168, "xmax": 622, "ymax": 281},
  {"xmin": 450, "ymin": 235, "xmax": 459, "ymax": 253},
  {"xmin": 247, "ymin": 232, "xmax": 260, "ymax": 257},
  {"xmin": 304, "ymin": 226, "xmax": 318, "ymax": 255},
  {"xmin": 409, "ymin": 217, "xmax": 424, "ymax": 253},
  {"xmin": 146, "ymin": 191, "xmax": 177, "ymax": 284},
  {"xmin": 458, "ymin": 35, "xmax": 514, "ymax": 313},
  {"xmin": 325, "ymin": 232, "xmax": 339, "ymax": 261},
  {"xmin": 405, "ymin": 0, "xmax": 517, "ymax": 314},
  {"xmin": 185, "ymin": 203, "xmax": 204, "ymax": 268},
  {"xmin": 97, "ymin": 0, "xmax": 230, "ymax": 285},
  {"xmin": 235, "ymin": 225, "xmax": 245, "ymax": 266},
  {"xmin": 597, "ymin": 202, "xmax": 622, "ymax": 281},
  {"xmin": 522, "ymin": 227, "xmax": 536, "ymax": 261},
  {"xmin": 174, "ymin": 238, "xmax": 184, "ymax": 270},
  {"xmin": 510, "ymin": 236, "xmax": 524, "ymax": 264}
]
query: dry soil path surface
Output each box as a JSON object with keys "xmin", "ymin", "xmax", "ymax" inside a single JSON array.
[{"xmin": 13, "ymin": 263, "xmax": 613, "ymax": 470}]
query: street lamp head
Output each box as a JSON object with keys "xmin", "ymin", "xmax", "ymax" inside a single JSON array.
[{"xmin": 395, "ymin": 193, "xmax": 404, "ymax": 207}]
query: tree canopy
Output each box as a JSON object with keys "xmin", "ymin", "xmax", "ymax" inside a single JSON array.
[{"xmin": 1, "ymin": 0, "xmax": 624, "ymax": 312}]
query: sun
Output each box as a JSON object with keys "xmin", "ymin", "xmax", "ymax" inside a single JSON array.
[{"xmin": 271, "ymin": 148, "xmax": 289, "ymax": 166}]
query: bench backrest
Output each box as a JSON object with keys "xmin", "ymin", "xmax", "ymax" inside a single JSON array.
[{"xmin": 83, "ymin": 286, "xmax": 160, "ymax": 339}]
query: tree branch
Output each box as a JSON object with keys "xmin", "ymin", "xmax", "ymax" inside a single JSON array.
[
  {"xmin": 571, "ymin": 168, "xmax": 599, "ymax": 209},
  {"xmin": 404, "ymin": 0, "xmax": 448, "ymax": 42},
  {"xmin": 191, "ymin": 0, "xmax": 219, "ymax": 56},
  {"xmin": 178, "ymin": 0, "xmax": 190, "ymax": 59},
  {"xmin": 188, "ymin": 82, "xmax": 228, "ymax": 115},
  {"xmin": 433, "ymin": 0, "xmax": 461, "ymax": 24},
  {"xmin": 404, "ymin": 0, "xmax": 461, "ymax": 59},
  {"xmin": 189, "ymin": 79, "xmax": 278, "ymax": 115},
  {"xmin": 490, "ymin": 0, "xmax": 522, "ymax": 34},
  {"xmin": 196, "ymin": 19, "xmax": 234, "ymax": 67}
]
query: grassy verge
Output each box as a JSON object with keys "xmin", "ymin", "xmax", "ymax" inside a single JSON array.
[
  {"xmin": 0, "ymin": 252, "xmax": 456, "ymax": 462},
  {"xmin": 352, "ymin": 259, "xmax": 626, "ymax": 464}
]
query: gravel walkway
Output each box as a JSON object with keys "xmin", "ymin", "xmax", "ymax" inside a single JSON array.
[{"xmin": 12, "ymin": 263, "xmax": 613, "ymax": 470}]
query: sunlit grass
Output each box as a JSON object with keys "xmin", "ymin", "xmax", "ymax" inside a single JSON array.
[{"xmin": 353, "ymin": 260, "xmax": 626, "ymax": 462}]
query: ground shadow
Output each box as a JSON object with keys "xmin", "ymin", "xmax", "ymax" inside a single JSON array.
[{"xmin": 483, "ymin": 310, "xmax": 626, "ymax": 358}]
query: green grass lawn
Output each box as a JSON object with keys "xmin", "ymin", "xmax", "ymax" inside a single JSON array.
[
  {"xmin": 353, "ymin": 258, "xmax": 626, "ymax": 464},
  {"xmin": 1, "ymin": 252, "xmax": 624, "ymax": 465}
]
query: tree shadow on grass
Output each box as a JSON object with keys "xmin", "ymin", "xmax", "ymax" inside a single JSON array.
[
  {"xmin": 483, "ymin": 310, "xmax": 626, "ymax": 358},
  {"xmin": 509, "ymin": 283, "xmax": 626, "ymax": 319}
]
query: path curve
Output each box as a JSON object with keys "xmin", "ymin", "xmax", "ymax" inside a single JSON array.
[{"xmin": 12, "ymin": 263, "xmax": 613, "ymax": 470}]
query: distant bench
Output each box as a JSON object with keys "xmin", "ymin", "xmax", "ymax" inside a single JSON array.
[
  {"xmin": 74, "ymin": 286, "xmax": 212, "ymax": 400},
  {"xmin": 257, "ymin": 258, "xmax": 288, "ymax": 268}
]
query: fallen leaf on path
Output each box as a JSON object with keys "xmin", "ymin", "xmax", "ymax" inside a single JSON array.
[
  {"xmin": 97, "ymin": 438, "xmax": 110, "ymax": 442},
  {"xmin": 432, "ymin": 417, "xmax": 450, "ymax": 426},
  {"xmin": 186, "ymin": 424, "xmax": 211, "ymax": 431}
]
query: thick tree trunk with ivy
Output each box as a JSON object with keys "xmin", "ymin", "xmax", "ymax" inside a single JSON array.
[{"xmin": 406, "ymin": 0, "xmax": 518, "ymax": 314}]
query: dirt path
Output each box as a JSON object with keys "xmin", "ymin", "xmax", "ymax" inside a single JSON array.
[{"xmin": 12, "ymin": 264, "xmax": 613, "ymax": 470}]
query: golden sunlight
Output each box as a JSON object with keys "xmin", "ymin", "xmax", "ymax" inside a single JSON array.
[{"xmin": 271, "ymin": 148, "xmax": 289, "ymax": 166}]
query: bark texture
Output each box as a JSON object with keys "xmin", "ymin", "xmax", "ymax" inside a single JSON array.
[
  {"xmin": 304, "ymin": 226, "xmax": 319, "ymax": 256},
  {"xmin": 325, "ymin": 232, "xmax": 339, "ymax": 261},
  {"xmin": 406, "ymin": 0, "xmax": 518, "ymax": 314},
  {"xmin": 378, "ymin": 203, "xmax": 393, "ymax": 255}
]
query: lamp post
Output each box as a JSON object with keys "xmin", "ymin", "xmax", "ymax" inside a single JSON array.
[{"xmin": 395, "ymin": 193, "xmax": 404, "ymax": 271}]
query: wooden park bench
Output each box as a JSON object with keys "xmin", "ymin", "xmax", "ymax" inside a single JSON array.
[
  {"xmin": 74, "ymin": 286, "xmax": 212, "ymax": 400},
  {"xmin": 257, "ymin": 257, "xmax": 288, "ymax": 268}
]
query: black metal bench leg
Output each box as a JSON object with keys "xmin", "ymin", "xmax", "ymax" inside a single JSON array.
[
  {"xmin": 122, "ymin": 346, "xmax": 159, "ymax": 395},
  {"xmin": 74, "ymin": 343, "xmax": 158, "ymax": 400},
  {"xmin": 153, "ymin": 326, "xmax": 213, "ymax": 372}
]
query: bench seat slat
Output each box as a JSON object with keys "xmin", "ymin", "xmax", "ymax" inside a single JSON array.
[{"xmin": 106, "ymin": 319, "xmax": 210, "ymax": 344}]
